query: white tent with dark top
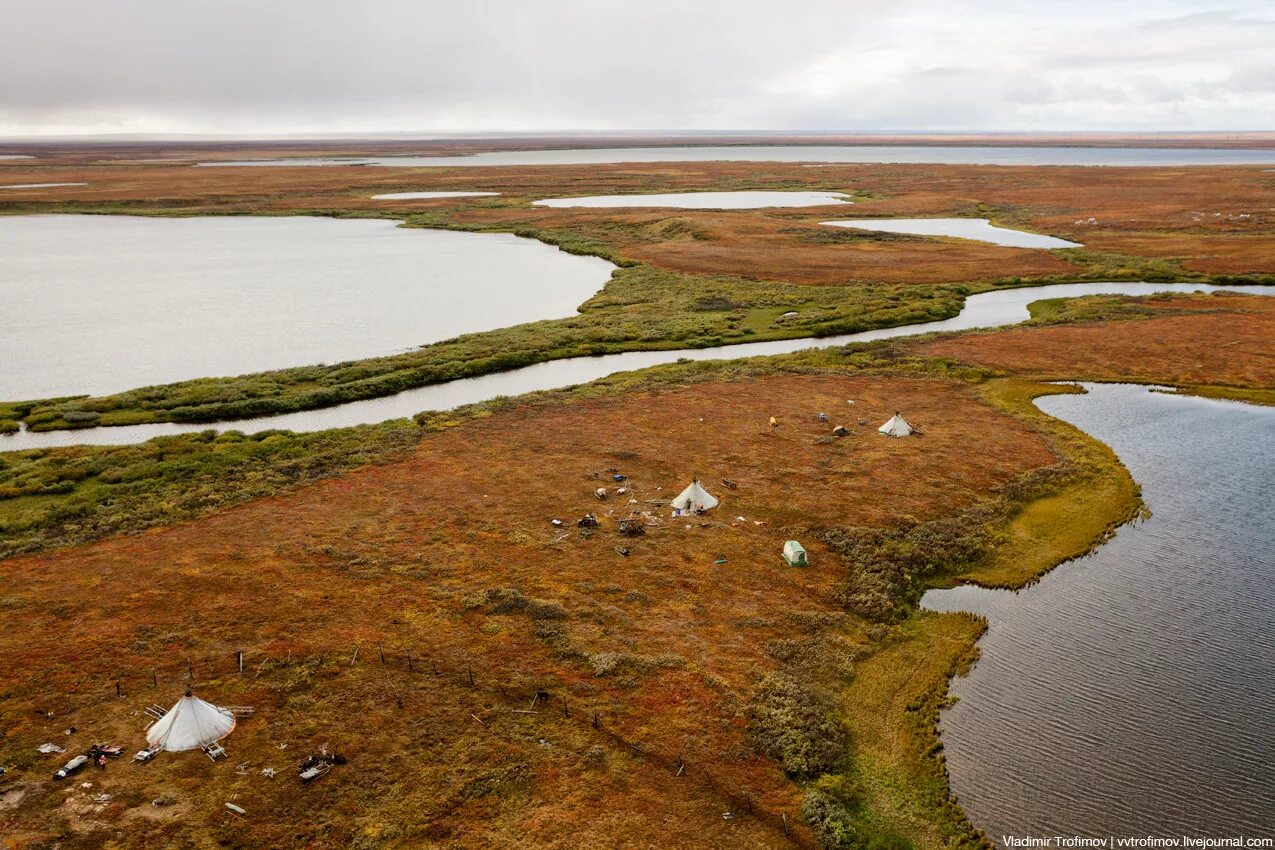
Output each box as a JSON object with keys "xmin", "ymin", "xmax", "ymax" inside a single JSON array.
[
  {"xmin": 671, "ymin": 480, "xmax": 719, "ymax": 512},
  {"xmin": 146, "ymin": 689, "xmax": 236, "ymax": 752},
  {"xmin": 878, "ymin": 412, "xmax": 914, "ymax": 437}
]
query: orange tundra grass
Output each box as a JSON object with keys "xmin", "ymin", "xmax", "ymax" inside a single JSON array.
[{"xmin": 0, "ymin": 374, "xmax": 1056, "ymax": 848}]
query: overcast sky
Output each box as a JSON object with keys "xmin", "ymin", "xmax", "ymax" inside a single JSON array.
[{"xmin": 2, "ymin": 0, "xmax": 1272, "ymax": 136}]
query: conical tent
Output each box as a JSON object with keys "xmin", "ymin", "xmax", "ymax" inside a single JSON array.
[
  {"xmin": 146, "ymin": 690, "xmax": 236, "ymax": 752},
  {"xmin": 671, "ymin": 480, "xmax": 719, "ymax": 511},
  {"xmin": 878, "ymin": 413, "xmax": 914, "ymax": 437}
]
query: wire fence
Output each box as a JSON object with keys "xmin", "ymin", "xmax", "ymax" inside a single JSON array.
[{"xmin": 37, "ymin": 642, "xmax": 813, "ymax": 848}]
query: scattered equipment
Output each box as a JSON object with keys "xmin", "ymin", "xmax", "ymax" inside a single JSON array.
[
  {"xmin": 832, "ymin": 425, "xmax": 849, "ymax": 437},
  {"xmin": 617, "ymin": 518, "xmax": 646, "ymax": 537},
  {"xmin": 298, "ymin": 752, "xmax": 345, "ymax": 783},
  {"xmin": 54, "ymin": 754, "xmax": 89, "ymax": 780},
  {"xmin": 782, "ymin": 541, "xmax": 809, "ymax": 567}
]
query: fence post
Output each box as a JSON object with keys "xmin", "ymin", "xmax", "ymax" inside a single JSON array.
[
  {"xmin": 782, "ymin": 813, "xmax": 788, "ymax": 837},
  {"xmin": 152, "ymin": 668, "xmax": 157, "ymax": 688},
  {"xmin": 379, "ymin": 645, "xmax": 385, "ymax": 665},
  {"xmin": 237, "ymin": 651, "xmax": 244, "ymax": 673},
  {"xmin": 592, "ymin": 709, "xmax": 599, "ymax": 729},
  {"xmin": 351, "ymin": 645, "xmax": 360, "ymax": 664},
  {"xmin": 407, "ymin": 652, "xmax": 414, "ymax": 672},
  {"xmin": 467, "ymin": 667, "xmax": 474, "ymax": 687},
  {"xmin": 563, "ymin": 699, "xmax": 569, "ymax": 719},
  {"xmin": 115, "ymin": 680, "xmax": 121, "ymax": 699},
  {"xmin": 431, "ymin": 660, "xmax": 438, "ymax": 676}
]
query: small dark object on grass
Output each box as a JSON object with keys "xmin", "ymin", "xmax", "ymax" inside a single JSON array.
[
  {"xmin": 54, "ymin": 754, "xmax": 89, "ymax": 780},
  {"xmin": 617, "ymin": 519, "xmax": 646, "ymax": 537},
  {"xmin": 832, "ymin": 425, "xmax": 849, "ymax": 437},
  {"xmin": 721, "ymin": 479, "xmax": 738, "ymax": 490},
  {"xmin": 577, "ymin": 513, "xmax": 598, "ymax": 528},
  {"xmin": 612, "ymin": 474, "xmax": 627, "ymax": 482},
  {"xmin": 614, "ymin": 547, "xmax": 630, "ymax": 557},
  {"xmin": 298, "ymin": 752, "xmax": 346, "ymax": 784}
]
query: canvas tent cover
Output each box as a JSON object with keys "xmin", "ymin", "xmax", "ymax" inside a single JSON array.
[
  {"xmin": 146, "ymin": 693, "xmax": 236, "ymax": 752},
  {"xmin": 671, "ymin": 481, "xmax": 719, "ymax": 511},
  {"xmin": 783, "ymin": 540, "xmax": 808, "ymax": 566},
  {"xmin": 878, "ymin": 413, "xmax": 914, "ymax": 437}
]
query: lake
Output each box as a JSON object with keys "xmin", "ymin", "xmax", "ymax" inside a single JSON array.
[
  {"xmin": 922, "ymin": 384, "xmax": 1275, "ymax": 842},
  {"xmin": 0, "ymin": 215, "xmax": 614, "ymax": 399},
  {"xmin": 371, "ymin": 191, "xmax": 500, "ymax": 200},
  {"xmin": 820, "ymin": 218, "xmax": 1081, "ymax": 249},
  {"xmin": 198, "ymin": 146, "xmax": 1275, "ymax": 168},
  {"xmin": 4, "ymin": 282, "xmax": 1266, "ymax": 450},
  {"xmin": 533, "ymin": 191, "xmax": 852, "ymax": 209},
  {"xmin": 0, "ymin": 182, "xmax": 87, "ymax": 190}
]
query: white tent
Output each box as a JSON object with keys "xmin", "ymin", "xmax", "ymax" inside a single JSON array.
[
  {"xmin": 878, "ymin": 412, "xmax": 914, "ymax": 437},
  {"xmin": 671, "ymin": 480, "xmax": 719, "ymax": 512},
  {"xmin": 146, "ymin": 689, "xmax": 236, "ymax": 752}
]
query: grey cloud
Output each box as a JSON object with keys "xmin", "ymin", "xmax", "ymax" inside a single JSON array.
[{"xmin": 0, "ymin": 0, "xmax": 1271, "ymax": 135}]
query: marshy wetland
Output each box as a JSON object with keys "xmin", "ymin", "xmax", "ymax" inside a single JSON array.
[{"xmin": 0, "ymin": 141, "xmax": 1273, "ymax": 849}]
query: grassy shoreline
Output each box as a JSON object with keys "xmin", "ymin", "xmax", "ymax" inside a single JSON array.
[{"xmin": 800, "ymin": 375, "xmax": 1145, "ymax": 848}]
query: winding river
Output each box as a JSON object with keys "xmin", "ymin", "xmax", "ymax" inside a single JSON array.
[
  {"xmin": 923, "ymin": 384, "xmax": 1275, "ymax": 841},
  {"xmin": 3, "ymin": 282, "xmax": 1267, "ymax": 450}
]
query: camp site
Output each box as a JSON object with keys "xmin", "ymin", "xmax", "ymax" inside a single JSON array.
[{"xmin": 2, "ymin": 4, "xmax": 1274, "ymax": 848}]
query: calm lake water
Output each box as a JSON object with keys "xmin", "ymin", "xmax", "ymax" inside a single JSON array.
[
  {"xmin": 533, "ymin": 191, "xmax": 852, "ymax": 209},
  {"xmin": 198, "ymin": 146, "xmax": 1275, "ymax": 168},
  {"xmin": 923, "ymin": 384, "xmax": 1275, "ymax": 841},
  {"xmin": 0, "ymin": 215, "xmax": 614, "ymax": 399},
  {"xmin": 371, "ymin": 191, "xmax": 500, "ymax": 200},
  {"xmin": 0, "ymin": 182, "xmax": 86, "ymax": 190},
  {"xmin": 820, "ymin": 218, "xmax": 1081, "ymax": 249},
  {"xmin": 4, "ymin": 282, "xmax": 1266, "ymax": 450}
]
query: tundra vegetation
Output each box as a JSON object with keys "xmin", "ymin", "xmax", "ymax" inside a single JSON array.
[
  {"xmin": 0, "ymin": 148, "xmax": 1271, "ymax": 847},
  {"xmin": 3, "ymin": 292, "xmax": 1272, "ymax": 847}
]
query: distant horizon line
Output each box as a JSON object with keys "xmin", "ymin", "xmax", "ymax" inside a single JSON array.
[{"xmin": 2, "ymin": 129, "xmax": 1274, "ymax": 144}]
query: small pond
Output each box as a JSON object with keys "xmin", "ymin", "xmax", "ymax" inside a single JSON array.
[
  {"xmin": 370, "ymin": 191, "xmax": 500, "ymax": 200},
  {"xmin": 820, "ymin": 217, "xmax": 1081, "ymax": 248},
  {"xmin": 0, "ymin": 182, "xmax": 87, "ymax": 190},
  {"xmin": 533, "ymin": 191, "xmax": 852, "ymax": 209}
]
